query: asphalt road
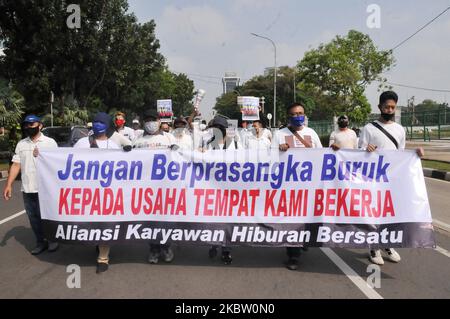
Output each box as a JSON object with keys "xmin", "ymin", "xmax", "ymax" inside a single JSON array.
[{"xmin": 0, "ymin": 178, "xmax": 449, "ymax": 299}]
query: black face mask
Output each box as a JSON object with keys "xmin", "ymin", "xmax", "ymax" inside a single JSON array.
[
  {"xmin": 380, "ymin": 113, "xmax": 395, "ymax": 122},
  {"xmin": 24, "ymin": 126, "xmax": 40, "ymax": 138}
]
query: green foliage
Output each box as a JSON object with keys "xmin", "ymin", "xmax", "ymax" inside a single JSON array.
[
  {"xmin": 0, "ymin": 78, "xmax": 24, "ymax": 127},
  {"xmin": 296, "ymin": 30, "xmax": 394, "ymax": 123},
  {"xmin": 0, "ymin": 0, "xmax": 195, "ymax": 121}
]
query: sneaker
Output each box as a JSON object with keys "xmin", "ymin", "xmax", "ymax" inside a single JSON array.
[
  {"xmin": 31, "ymin": 243, "xmax": 48, "ymax": 255},
  {"xmin": 286, "ymin": 258, "xmax": 299, "ymax": 271},
  {"xmin": 385, "ymin": 248, "xmax": 401, "ymax": 263},
  {"xmin": 148, "ymin": 251, "xmax": 160, "ymax": 264},
  {"xmin": 48, "ymin": 241, "xmax": 59, "ymax": 252},
  {"xmin": 161, "ymin": 247, "xmax": 174, "ymax": 263},
  {"xmin": 96, "ymin": 262, "xmax": 109, "ymax": 273},
  {"xmin": 221, "ymin": 251, "xmax": 232, "ymax": 265},
  {"xmin": 369, "ymin": 249, "xmax": 384, "ymax": 265},
  {"xmin": 208, "ymin": 247, "xmax": 218, "ymax": 259}
]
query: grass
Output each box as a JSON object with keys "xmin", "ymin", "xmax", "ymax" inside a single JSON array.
[{"xmin": 422, "ymin": 159, "xmax": 450, "ymax": 172}]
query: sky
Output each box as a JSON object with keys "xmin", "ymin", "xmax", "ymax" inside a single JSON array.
[{"xmin": 127, "ymin": 0, "xmax": 450, "ymax": 119}]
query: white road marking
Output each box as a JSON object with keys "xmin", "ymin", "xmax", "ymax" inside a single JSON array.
[
  {"xmin": 435, "ymin": 246, "xmax": 450, "ymax": 258},
  {"xmin": 320, "ymin": 248, "xmax": 383, "ymax": 299},
  {"xmin": 0, "ymin": 210, "xmax": 26, "ymax": 226},
  {"xmin": 433, "ymin": 219, "xmax": 450, "ymax": 233}
]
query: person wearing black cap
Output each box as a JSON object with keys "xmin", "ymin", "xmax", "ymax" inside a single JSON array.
[
  {"xmin": 74, "ymin": 112, "xmax": 122, "ymax": 273},
  {"xmin": 329, "ymin": 115, "xmax": 358, "ymax": 150},
  {"xmin": 3, "ymin": 115, "xmax": 59, "ymax": 255},
  {"xmin": 134, "ymin": 108, "xmax": 176, "ymax": 264},
  {"xmin": 202, "ymin": 115, "xmax": 241, "ymax": 264},
  {"xmin": 202, "ymin": 115, "xmax": 241, "ymax": 151}
]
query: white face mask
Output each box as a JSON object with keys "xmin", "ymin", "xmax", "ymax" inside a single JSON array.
[
  {"xmin": 173, "ymin": 128, "xmax": 185, "ymax": 137},
  {"xmin": 144, "ymin": 121, "xmax": 160, "ymax": 134}
]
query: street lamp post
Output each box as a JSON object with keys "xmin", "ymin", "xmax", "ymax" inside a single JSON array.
[{"xmin": 251, "ymin": 33, "xmax": 277, "ymax": 126}]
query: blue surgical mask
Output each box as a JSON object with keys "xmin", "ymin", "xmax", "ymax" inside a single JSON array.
[
  {"xmin": 92, "ymin": 122, "xmax": 108, "ymax": 135},
  {"xmin": 289, "ymin": 115, "xmax": 305, "ymax": 127}
]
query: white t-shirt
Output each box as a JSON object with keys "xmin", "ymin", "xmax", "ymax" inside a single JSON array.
[
  {"xmin": 261, "ymin": 128, "xmax": 272, "ymax": 141},
  {"xmin": 12, "ymin": 134, "xmax": 58, "ymax": 193},
  {"xmin": 171, "ymin": 132, "xmax": 194, "ymax": 150},
  {"xmin": 359, "ymin": 120, "xmax": 406, "ymax": 150},
  {"xmin": 74, "ymin": 137, "xmax": 120, "ymax": 149},
  {"xmin": 134, "ymin": 129, "xmax": 144, "ymax": 140},
  {"xmin": 134, "ymin": 132, "xmax": 175, "ymax": 149},
  {"xmin": 117, "ymin": 126, "xmax": 136, "ymax": 142},
  {"xmin": 329, "ymin": 129, "xmax": 358, "ymax": 149},
  {"xmin": 273, "ymin": 126, "xmax": 323, "ymax": 148},
  {"xmin": 245, "ymin": 134, "xmax": 271, "ymax": 150}
]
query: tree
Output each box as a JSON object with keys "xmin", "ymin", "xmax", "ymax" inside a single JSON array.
[
  {"xmin": 0, "ymin": 77, "xmax": 24, "ymax": 152},
  {"xmin": 296, "ymin": 30, "xmax": 394, "ymax": 123},
  {"xmin": 214, "ymin": 91, "xmax": 242, "ymax": 120},
  {"xmin": 172, "ymin": 73, "xmax": 195, "ymax": 117},
  {"xmin": 0, "ymin": 0, "xmax": 169, "ymax": 119}
]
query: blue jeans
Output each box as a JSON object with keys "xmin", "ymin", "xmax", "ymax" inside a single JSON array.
[{"xmin": 22, "ymin": 192, "xmax": 45, "ymax": 245}]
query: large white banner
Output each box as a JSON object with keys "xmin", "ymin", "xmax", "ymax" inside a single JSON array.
[{"xmin": 37, "ymin": 148, "xmax": 435, "ymax": 248}]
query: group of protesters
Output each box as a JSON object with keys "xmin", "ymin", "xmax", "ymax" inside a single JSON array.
[{"xmin": 2, "ymin": 90, "xmax": 425, "ymax": 273}]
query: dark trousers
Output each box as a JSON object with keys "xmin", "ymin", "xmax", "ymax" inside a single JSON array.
[
  {"xmin": 286, "ymin": 247, "xmax": 301, "ymax": 259},
  {"xmin": 149, "ymin": 243, "xmax": 171, "ymax": 253},
  {"xmin": 211, "ymin": 246, "xmax": 231, "ymax": 253},
  {"xmin": 22, "ymin": 192, "xmax": 45, "ymax": 245}
]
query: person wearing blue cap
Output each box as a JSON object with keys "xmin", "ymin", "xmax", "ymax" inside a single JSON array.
[
  {"xmin": 74, "ymin": 112, "xmax": 123, "ymax": 273},
  {"xmin": 3, "ymin": 114, "xmax": 59, "ymax": 255}
]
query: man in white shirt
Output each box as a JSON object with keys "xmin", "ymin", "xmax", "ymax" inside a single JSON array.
[
  {"xmin": 3, "ymin": 115, "xmax": 59, "ymax": 255},
  {"xmin": 329, "ymin": 115, "xmax": 358, "ymax": 150},
  {"xmin": 134, "ymin": 109, "xmax": 176, "ymax": 264},
  {"xmin": 359, "ymin": 91, "xmax": 424, "ymax": 266},
  {"xmin": 275, "ymin": 103, "xmax": 323, "ymax": 271},
  {"xmin": 245, "ymin": 119, "xmax": 271, "ymax": 150},
  {"xmin": 275, "ymin": 104, "xmax": 322, "ymax": 150},
  {"xmin": 114, "ymin": 111, "xmax": 135, "ymax": 143}
]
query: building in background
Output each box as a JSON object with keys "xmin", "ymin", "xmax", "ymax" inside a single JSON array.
[{"xmin": 222, "ymin": 72, "xmax": 240, "ymax": 94}]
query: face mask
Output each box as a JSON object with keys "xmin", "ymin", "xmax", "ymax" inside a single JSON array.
[
  {"xmin": 380, "ymin": 113, "xmax": 395, "ymax": 122},
  {"xmin": 199, "ymin": 124, "xmax": 206, "ymax": 131},
  {"xmin": 24, "ymin": 126, "xmax": 40, "ymax": 138},
  {"xmin": 92, "ymin": 122, "xmax": 108, "ymax": 135},
  {"xmin": 289, "ymin": 115, "xmax": 305, "ymax": 127},
  {"xmin": 338, "ymin": 120, "xmax": 349, "ymax": 128},
  {"xmin": 173, "ymin": 128, "xmax": 185, "ymax": 137},
  {"xmin": 115, "ymin": 119, "xmax": 125, "ymax": 127},
  {"xmin": 144, "ymin": 121, "xmax": 160, "ymax": 134}
]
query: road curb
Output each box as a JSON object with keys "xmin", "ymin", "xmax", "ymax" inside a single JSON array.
[
  {"xmin": 423, "ymin": 168, "xmax": 450, "ymax": 181},
  {"xmin": 0, "ymin": 170, "xmax": 8, "ymax": 179}
]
